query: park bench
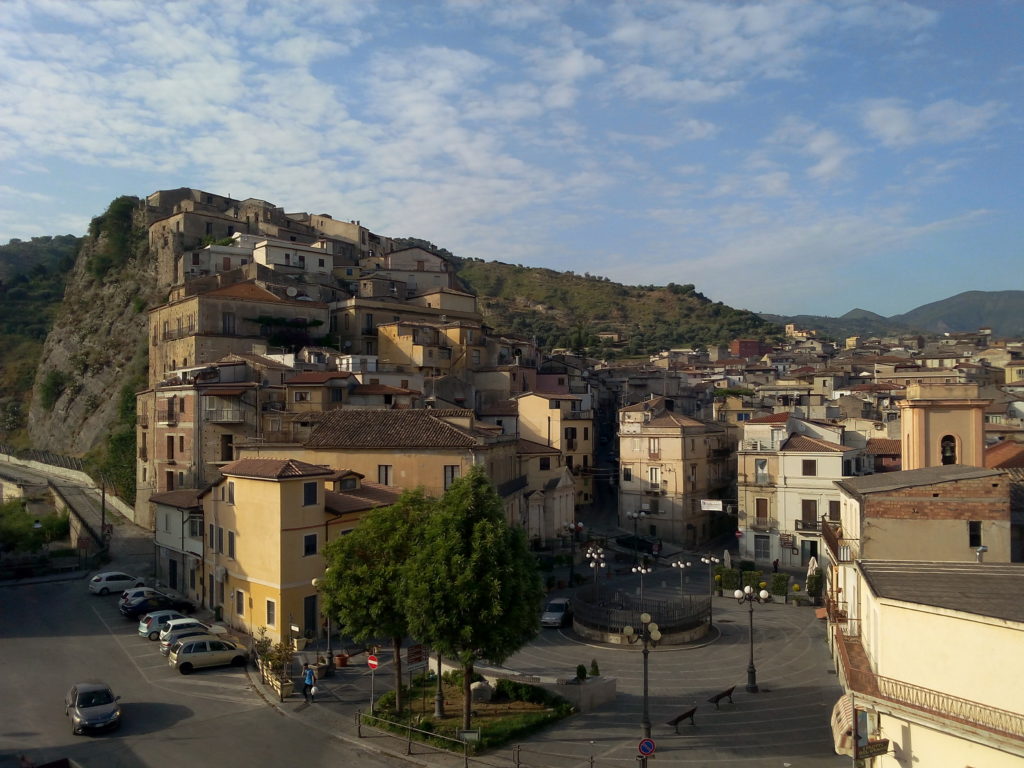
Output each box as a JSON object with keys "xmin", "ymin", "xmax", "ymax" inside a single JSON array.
[
  {"xmin": 706, "ymin": 685, "xmax": 735, "ymax": 710},
  {"xmin": 665, "ymin": 706, "xmax": 697, "ymax": 732}
]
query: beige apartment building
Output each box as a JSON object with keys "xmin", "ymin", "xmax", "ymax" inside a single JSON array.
[
  {"xmin": 517, "ymin": 438, "xmax": 575, "ymax": 545},
  {"xmin": 898, "ymin": 382, "xmax": 991, "ymax": 470},
  {"xmin": 617, "ymin": 396, "xmax": 730, "ymax": 547}
]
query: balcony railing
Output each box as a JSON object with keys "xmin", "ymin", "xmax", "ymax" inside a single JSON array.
[
  {"xmin": 750, "ymin": 517, "xmax": 777, "ymax": 532},
  {"xmin": 821, "ymin": 518, "xmax": 854, "ymax": 561},
  {"xmin": 740, "ymin": 439, "xmax": 779, "ymax": 451},
  {"xmin": 136, "ymin": 414, "xmax": 149, "ymax": 428},
  {"xmin": 795, "ymin": 519, "xmax": 821, "ymax": 532},
  {"xmin": 155, "ymin": 409, "xmax": 178, "ymax": 425},
  {"xmin": 563, "ymin": 409, "xmax": 594, "ymax": 420},
  {"xmin": 162, "ymin": 323, "xmax": 197, "ymax": 341},
  {"xmin": 205, "ymin": 409, "xmax": 244, "ymax": 423}
]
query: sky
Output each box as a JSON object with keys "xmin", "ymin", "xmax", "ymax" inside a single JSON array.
[{"xmin": 0, "ymin": 0, "xmax": 1021, "ymax": 317}]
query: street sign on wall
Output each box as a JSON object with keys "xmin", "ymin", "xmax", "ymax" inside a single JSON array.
[{"xmin": 700, "ymin": 499, "xmax": 724, "ymax": 511}]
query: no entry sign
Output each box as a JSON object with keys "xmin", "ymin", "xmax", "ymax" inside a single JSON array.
[{"xmin": 367, "ymin": 654, "xmax": 379, "ymax": 669}]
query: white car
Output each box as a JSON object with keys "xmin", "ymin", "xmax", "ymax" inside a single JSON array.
[
  {"xmin": 159, "ymin": 617, "xmax": 211, "ymax": 643},
  {"xmin": 137, "ymin": 610, "xmax": 187, "ymax": 640},
  {"xmin": 89, "ymin": 572, "xmax": 145, "ymax": 596},
  {"xmin": 168, "ymin": 635, "xmax": 247, "ymax": 674},
  {"xmin": 121, "ymin": 587, "xmax": 166, "ymax": 606}
]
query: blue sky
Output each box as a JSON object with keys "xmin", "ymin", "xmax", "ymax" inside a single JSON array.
[{"xmin": 1, "ymin": 1, "xmax": 1021, "ymax": 317}]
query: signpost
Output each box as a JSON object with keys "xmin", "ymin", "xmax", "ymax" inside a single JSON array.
[
  {"xmin": 367, "ymin": 654, "xmax": 378, "ymax": 713},
  {"xmin": 638, "ymin": 738, "xmax": 656, "ymax": 755}
]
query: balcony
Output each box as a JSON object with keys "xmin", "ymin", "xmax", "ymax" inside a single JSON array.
[
  {"xmin": 563, "ymin": 409, "xmax": 594, "ymax": 420},
  {"xmin": 647, "ymin": 451, "xmax": 661, "ymax": 461},
  {"xmin": 155, "ymin": 409, "xmax": 178, "ymax": 425},
  {"xmin": 750, "ymin": 517, "xmax": 777, "ymax": 532},
  {"xmin": 834, "ymin": 624, "xmax": 1024, "ymax": 742},
  {"xmin": 136, "ymin": 413, "xmax": 149, "ymax": 428},
  {"xmin": 205, "ymin": 409, "xmax": 244, "ymax": 423},
  {"xmin": 821, "ymin": 518, "xmax": 854, "ymax": 561},
  {"xmin": 740, "ymin": 439, "xmax": 779, "ymax": 452},
  {"xmin": 162, "ymin": 323, "xmax": 197, "ymax": 341},
  {"xmin": 795, "ymin": 519, "xmax": 821, "ymax": 532}
]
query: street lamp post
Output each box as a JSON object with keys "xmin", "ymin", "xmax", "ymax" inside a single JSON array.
[
  {"xmin": 700, "ymin": 555, "xmax": 721, "ymax": 627},
  {"xmin": 734, "ymin": 584, "xmax": 771, "ymax": 692},
  {"xmin": 586, "ymin": 545, "xmax": 606, "ymax": 602},
  {"xmin": 632, "ymin": 559, "xmax": 653, "ymax": 608},
  {"xmin": 311, "ymin": 576, "xmax": 333, "ymax": 677},
  {"xmin": 623, "ymin": 612, "xmax": 662, "ymax": 738},
  {"xmin": 564, "ymin": 521, "xmax": 584, "ymax": 587},
  {"xmin": 626, "ymin": 510, "xmax": 647, "ymax": 564},
  {"xmin": 671, "ymin": 559, "xmax": 691, "ymax": 602}
]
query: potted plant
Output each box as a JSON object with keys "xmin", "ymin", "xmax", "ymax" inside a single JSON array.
[
  {"xmin": 267, "ymin": 641, "xmax": 295, "ymax": 700},
  {"xmin": 252, "ymin": 626, "xmax": 273, "ymax": 682}
]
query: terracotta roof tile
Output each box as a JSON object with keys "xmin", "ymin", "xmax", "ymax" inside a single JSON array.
[
  {"xmin": 986, "ymin": 440, "xmax": 1024, "ymax": 469},
  {"xmin": 478, "ymin": 400, "xmax": 518, "ymax": 416},
  {"xmin": 220, "ymin": 458, "xmax": 336, "ymax": 479},
  {"xmin": 352, "ymin": 384, "xmax": 418, "ymax": 395},
  {"xmin": 781, "ymin": 434, "xmax": 848, "ymax": 452},
  {"xmin": 517, "ymin": 438, "xmax": 559, "ymax": 455},
  {"xmin": 325, "ymin": 482, "xmax": 403, "ymax": 514},
  {"xmin": 747, "ymin": 412, "xmax": 791, "ymax": 424},
  {"xmin": 865, "ymin": 438, "xmax": 901, "ymax": 455},
  {"xmin": 149, "ymin": 489, "xmax": 202, "ymax": 508},
  {"xmin": 306, "ymin": 409, "xmax": 490, "ymax": 448},
  {"xmin": 285, "ymin": 372, "xmax": 353, "ymax": 384}
]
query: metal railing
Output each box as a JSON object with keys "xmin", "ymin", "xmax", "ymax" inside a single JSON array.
[
  {"xmin": 162, "ymin": 324, "xmax": 196, "ymax": 341},
  {"xmin": 795, "ymin": 519, "xmax": 821, "ymax": 532},
  {"xmin": 155, "ymin": 409, "xmax": 178, "ymax": 424},
  {"xmin": 750, "ymin": 517, "xmax": 777, "ymax": 532},
  {"xmin": 205, "ymin": 409, "xmax": 244, "ymax": 423},
  {"xmin": 571, "ymin": 587, "xmax": 710, "ymax": 635}
]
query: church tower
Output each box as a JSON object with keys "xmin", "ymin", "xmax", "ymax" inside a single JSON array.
[{"xmin": 898, "ymin": 383, "xmax": 990, "ymax": 470}]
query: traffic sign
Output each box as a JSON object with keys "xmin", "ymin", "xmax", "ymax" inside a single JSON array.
[
  {"xmin": 367, "ymin": 654, "xmax": 379, "ymax": 669},
  {"xmin": 735, "ymin": 530, "xmax": 743, "ymax": 538},
  {"xmin": 638, "ymin": 738, "xmax": 656, "ymax": 755}
]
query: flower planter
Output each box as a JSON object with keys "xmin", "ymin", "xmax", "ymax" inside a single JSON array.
[
  {"xmin": 271, "ymin": 677, "xmax": 294, "ymax": 701},
  {"xmin": 334, "ymin": 653, "xmax": 349, "ymax": 667},
  {"xmin": 292, "ymin": 637, "xmax": 307, "ymax": 651}
]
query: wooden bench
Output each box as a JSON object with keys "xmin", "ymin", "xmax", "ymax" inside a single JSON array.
[
  {"xmin": 665, "ymin": 706, "xmax": 697, "ymax": 732},
  {"xmin": 707, "ymin": 685, "xmax": 735, "ymax": 710}
]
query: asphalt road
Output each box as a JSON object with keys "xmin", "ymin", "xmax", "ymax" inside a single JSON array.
[{"xmin": 0, "ymin": 580, "xmax": 410, "ymax": 768}]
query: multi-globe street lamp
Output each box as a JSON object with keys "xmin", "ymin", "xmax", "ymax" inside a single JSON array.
[
  {"xmin": 734, "ymin": 584, "xmax": 771, "ymax": 692},
  {"xmin": 564, "ymin": 521, "xmax": 584, "ymax": 587},
  {"xmin": 632, "ymin": 559, "xmax": 653, "ymax": 607},
  {"xmin": 623, "ymin": 612, "xmax": 661, "ymax": 738},
  {"xmin": 626, "ymin": 509, "xmax": 647, "ymax": 564},
  {"xmin": 586, "ymin": 545, "xmax": 606, "ymax": 602},
  {"xmin": 671, "ymin": 559, "xmax": 691, "ymax": 602},
  {"xmin": 700, "ymin": 555, "xmax": 721, "ymax": 626}
]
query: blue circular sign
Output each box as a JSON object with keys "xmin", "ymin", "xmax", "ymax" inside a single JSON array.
[{"xmin": 638, "ymin": 738, "xmax": 656, "ymax": 755}]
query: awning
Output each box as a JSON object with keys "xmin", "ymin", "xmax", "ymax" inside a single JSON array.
[{"xmin": 831, "ymin": 694, "xmax": 855, "ymax": 756}]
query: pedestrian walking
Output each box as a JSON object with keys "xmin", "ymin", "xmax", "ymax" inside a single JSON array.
[
  {"xmin": 772, "ymin": 558, "xmax": 779, "ymax": 574},
  {"xmin": 302, "ymin": 662, "xmax": 317, "ymax": 703}
]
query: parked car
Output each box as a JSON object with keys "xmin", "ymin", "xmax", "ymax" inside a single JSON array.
[
  {"xmin": 89, "ymin": 572, "xmax": 144, "ymax": 596},
  {"xmin": 65, "ymin": 681, "xmax": 121, "ymax": 734},
  {"xmin": 121, "ymin": 587, "xmax": 166, "ymax": 606},
  {"xmin": 168, "ymin": 635, "xmax": 247, "ymax": 674},
  {"xmin": 160, "ymin": 627, "xmax": 213, "ymax": 656},
  {"xmin": 541, "ymin": 597, "xmax": 573, "ymax": 628},
  {"xmin": 137, "ymin": 610, "xmax": 187, "ymax": 640},
  {"xmin": 158, "ymin": 617, "xmax": 211, "ymax": 644},
  {"xmin": 120, "ymin": 594, "xmax": 194, "ymax": 619},
  {"xmin": 614, "ymin": 535, "xmax": 658, "ymax": 556}
]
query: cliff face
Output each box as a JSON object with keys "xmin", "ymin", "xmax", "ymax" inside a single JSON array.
[{"xmin": 28, "ymin": 198, "xmax": 158, "ymax": 455}]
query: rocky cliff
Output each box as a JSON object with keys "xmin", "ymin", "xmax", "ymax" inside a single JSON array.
[{"xmin": 28, "ymin": 197, "xmax": 158, "ymax": 463}]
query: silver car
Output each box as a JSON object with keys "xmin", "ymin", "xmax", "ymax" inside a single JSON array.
[
  {"xmin": 137, "ymin": 610, "xmax": 186, "ymax": 640},
  {"xmin": 65, "ymin": 681, "xmax": 122, "ymax": 734},
  {"xmin": 89, "ymin": 572, "xmax": 144, "ymax": 596},
  {"xmin": 160, "ymin": 627, "xmax": 214, "ymax": 656},
  {"xmin": 168, "ymin": 635, "xmax": 247, "ymax": 674},
  {"xmin": 159, "ymin": 618, "xmax": 210, "ymax": 643}
]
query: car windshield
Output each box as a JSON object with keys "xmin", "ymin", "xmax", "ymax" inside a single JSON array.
[
  {"xmin": 545, "ymin": 602, "xmax": 566, "ymax": 613},
  {"xmin": 77, "ymin": 689, "xmax": 114, "ymax": 708}
]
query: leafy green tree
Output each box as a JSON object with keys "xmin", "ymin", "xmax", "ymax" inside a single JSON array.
[
  {"xmin": 406, "ymin": 466, "xmax": 543, "ymax": 729},
  {"xmin": 319, "ymin": 490, "xmax": 432, "ymax": 712}
]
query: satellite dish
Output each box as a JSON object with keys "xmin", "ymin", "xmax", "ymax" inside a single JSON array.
[{"xmin": 286, "ymin": 287, "xmax": 298, "ymax": 297}]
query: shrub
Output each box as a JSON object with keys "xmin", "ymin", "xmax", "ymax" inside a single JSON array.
[
  {"xmin": 717, "ymin": 567, "xmax": 740, "ymax": 590},
  {"xmin": 770, "ymin": 572, "xmax": 790, "ymax": 596},
  {"xmin": 493, "ymin": 679, "xmax": 568, "ymax": 707},
  {"xmin": 738, "ymin": 559, "xmax": 756, "ymax": 572},
  {"xmin": 575, "ymin": 664, "xmax": 587, "ymax": 681},
  {"xmin": 741, "ymin": 570, "xmax": 764, "ymax": 589},
  {"xmin": 39, "ymin": 369, "xmax": 72, "ymax": 410},
  {"xmin": 806, "ymin": 568, "xmax": 823, "ymax": 598},
  {"xmin": 589, "ymin": 658, "xmax": 600, "ymax": 677}
]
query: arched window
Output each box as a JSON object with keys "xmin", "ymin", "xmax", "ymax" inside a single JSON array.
[{"xmin": 941, "ymin": 435, "xmax": 957, "ymax": 465}]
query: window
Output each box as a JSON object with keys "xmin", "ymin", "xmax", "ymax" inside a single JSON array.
[
  {"xmin": 227, "ymin": 531, "xmax": 235, "ymax": 559},
  {"xmin": 303, "ymin": 481, "xmax": 318, "ymax": 506},
  {"xmin": 802, "ymin": 460, "xmax": 817, "ymax": 477},
  {"xmin": 294, "ymin": 391, "xmax": 310, "ymax": 402},
  {"xmin": 166, "ymin": 435, "xmax": 175, "ymax": 460},
  {"xmin": 209, "ymin": 523, "xmax": 215, "ymax": 548},
  {"xmin": 941, "ymin": 435, "xmax": 957, "ymax": 465},
  {"xmin": 303, "ymin": 533, "xmax": 318, "ymax": 557},
  {"xmin": 632, "ymin": 438, "xmax": 641, "ymax": 452},
  {"xmin": 163, "ymin": 513, "xmax": 170, "ymax": 533},
  {"xmin": 179, "ymin": 435, "xmax": 185, "ymax": 453},
  {"xmin": 235, "ymin": 590, "xmax": 244, "ymax": 616},
  {"xmin": 266, "ymin": 600, "xmax": 276, "ymax": 627},
  {"xmin": 828, "ymin": 500, "xmax": 840, "ymax": 521},
  {"xmin": 471, "ymin": 349, "xmax": 481, "ymax": 365},
  {"xmin": 968, "ymin": 520, "xmax": 982, "ymax": 548},
  {"xmin": 755, "ymin": 497, "xmax": 768, "ymax": 525},
  {"xmin": 217, "ymin": 526, "xmax": 224, "ymax": 554},
  {"xmin": 189, "ymin": 518, "xmax": 202, "ymax": 538},
  {"xmin": 755, "ymin": 458, "xmax": 768, "ymax": 484},
  {"xmin": 649, "ymin": 466, "xmax": 660, "ymax": 485},
  {"xmin": 221, "ymin": 312, "xmax": 236, "ymax": 335},
  {"xmin": 648, "ymin": 438, "xmax": 660, "ymax": 456},
  {"xmin": 443, "ymin": 465, "xmax": 460, "ymax": 490},
  {"xmin": 227, "ymin": 481, "xmax": 234, "ymax": 504},
  {"xmin": 378, "ymin": 465, "xmax": 393, "ymax": 485},
  {"xmin": 539, "ymin": 457, "xmax": 551, "ymax": 471},
  {"xmin": 801, "ymin": 499, "xmax": 818, "ymax": 523},
  {"xmin": 623, "ymin": 467, "xmax": 632, "ymax": 482},
  {"xmin": 755, "ymin": 534, "xmax": 770, "ymax": 561},
  {"xmin": 583, "ymin": 427, "xmax": 589, "ymax": 440}
]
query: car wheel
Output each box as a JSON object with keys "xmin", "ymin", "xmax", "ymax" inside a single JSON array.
[
  {"xmin": 231, "ymin": 655, "xmax": 246, "ymax": 667},
  {"xmin": 178, "ymin": 663, "xmax": 193, "ymax": 675},
  {"xmin": 99, "ymin": 587, "xmax": 109, "ymax": 596},
  {"xmin": 148, "ymin": 631, "xmax": 160, "ymax": 641}
]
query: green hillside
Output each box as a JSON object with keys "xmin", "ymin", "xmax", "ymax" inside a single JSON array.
[
  {"xmin": 452, "ymin": 257, "xmax": 782, "ymax": 355},
  {"xmin": 0, "ymin": 235, "xmax": 81, "ymax": 442}
]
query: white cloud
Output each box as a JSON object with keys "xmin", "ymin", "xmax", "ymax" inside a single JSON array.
[
  {"xmin": 769, "ymin": 118, "xmax": 857, "ymax": 182},
  {"xmin": 862, "ymin": 98, "xmax": 1004, "ymax": 148}
]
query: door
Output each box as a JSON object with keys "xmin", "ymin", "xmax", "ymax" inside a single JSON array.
[
  {"xmin": 304, "ymin": 594, "xmax": 318, "ymax": 639},
  {"xmin": 168, "ymin": 558, "xmax": 178, "ymax": 591},
  {"xmin": 800, "ymin": 539, "xmax": 818, "ymax": 566}
]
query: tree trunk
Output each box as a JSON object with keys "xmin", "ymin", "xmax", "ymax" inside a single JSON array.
[
  {"xmin": 392, "ymin": 635, "xmax": 404, "ymax": 713},
  {"xmin": 462, "ymin": 660, "xmax": 474, "ymax": 731}
]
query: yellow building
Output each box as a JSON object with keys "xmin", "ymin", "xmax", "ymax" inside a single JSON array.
[
  {"xmin": 515, "ymin": 392, "xmax": 596, "ymax": 507},
  {"xmin": 200, "ymin": 458, "xmax": 400, "ymax": 643},
  {"xmin": 898, "ymin": 382, "xmax": 991, "ymax": 470},
  {"xmin": 828, "ymin": 560, "xmax": 1024, "ymax": 765},
  {"xmin": 517, "ymin": 438, "xmax": 575, "ymax": 544},
  {"xmin": 617, "ymin": 396, "xmax": 731, "ymax": 547}
]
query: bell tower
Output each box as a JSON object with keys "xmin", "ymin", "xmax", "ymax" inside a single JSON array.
[{"xmin": 898, "ymin": 383, "xmax": 990, "ymax": 471}]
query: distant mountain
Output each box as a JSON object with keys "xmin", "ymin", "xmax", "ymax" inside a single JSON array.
[{"xmin": 761, "ymin": 290, "xmax": 1024, "ymax": 340}]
